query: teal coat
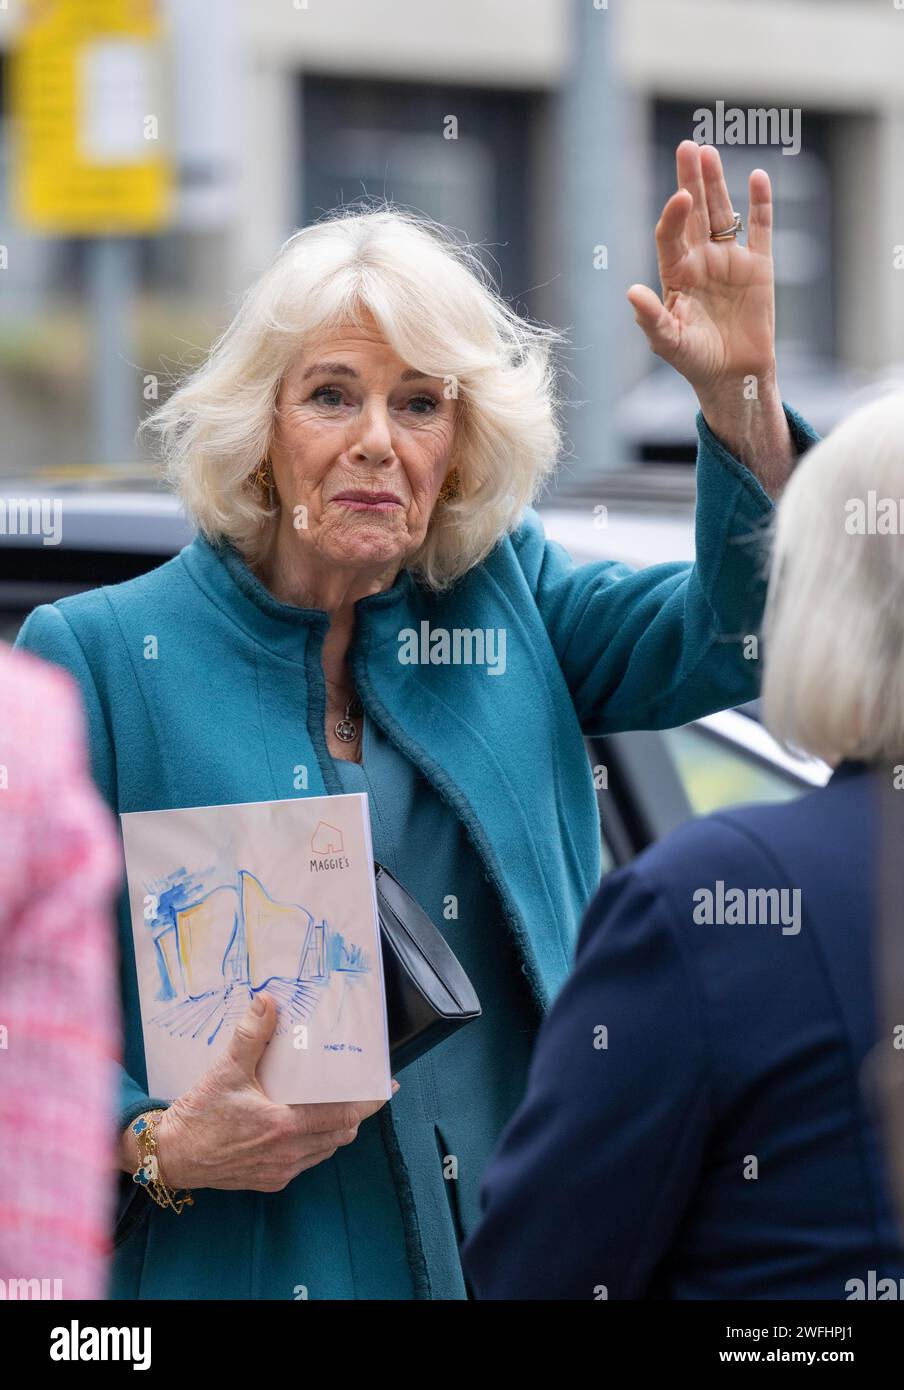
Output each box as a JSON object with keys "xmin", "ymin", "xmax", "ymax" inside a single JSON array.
[{"xmin": 16, "ymin": 405, "xmax": 817, "ymax": 1298}]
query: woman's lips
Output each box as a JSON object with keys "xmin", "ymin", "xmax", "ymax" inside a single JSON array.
[{"xmin": 333, "ymin": 493, "xmax": 403, "ymax": 512}]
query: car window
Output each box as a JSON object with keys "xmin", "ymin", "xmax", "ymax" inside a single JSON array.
[
  {"xmin": 597, "ymin": 826, "xmax": 617, "ymax": 879},
  {"xmin": 661, "ymin": 724, "xmax": 806, "ymax": 814}
]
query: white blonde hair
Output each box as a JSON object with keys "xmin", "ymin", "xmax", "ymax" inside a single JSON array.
[
  {"xmin": 762, "ymin": 391, "xmax": 904, "ymax": 763},
  {"xmin": 141, "ymin": 203, "xmax": 567, "ymax": 590}
]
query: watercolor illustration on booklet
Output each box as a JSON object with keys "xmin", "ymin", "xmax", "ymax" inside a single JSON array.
[{"xmin": 120, "ymin": 793, "xmax": 392, "ymax": 1104}]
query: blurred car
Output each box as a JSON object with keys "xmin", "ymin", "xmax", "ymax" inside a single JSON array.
[
  {"xmin": 0, "ymin": 469, "xmax": 192, "ymax": 644},
  {"xmin": 0, "ymin": 471, "xmax": 829, "ymax": 877},
  {"xmin": 618, "ymin": 357, "xmax": 904, "ymax": 465}
]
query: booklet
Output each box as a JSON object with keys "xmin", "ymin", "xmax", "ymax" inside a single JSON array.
[{"xmin": 119, "ymin": 793, "xmax": 391, "ymax": 1105}]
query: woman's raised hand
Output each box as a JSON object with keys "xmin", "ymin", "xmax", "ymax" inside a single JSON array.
[
  {"xmin": 125, "ymin": 993, "xmax": 394, "ymax": 1193},
  {"xmin": 628, "ymin": 139, "xmax": 796, "ymax": 494},
  {"xmin": 628, "ymin": 139, "xmax": 777, "ymax": 404}
]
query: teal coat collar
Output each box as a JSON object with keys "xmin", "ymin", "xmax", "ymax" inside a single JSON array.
[{"xmin": 184, "ymin": 533, "xmax": 418, "ymax": 633}]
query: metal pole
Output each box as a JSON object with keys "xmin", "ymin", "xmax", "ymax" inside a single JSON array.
[
  {"xmin": 555, "ymin": 0, "xmax": 622, "ymax": 479},
  {"xmin": 88, "ymin": 237, "xmax": 139, "ymax": 465}
]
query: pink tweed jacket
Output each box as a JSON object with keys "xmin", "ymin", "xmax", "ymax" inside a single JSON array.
[{"xmin": 0, "ymin": 645, "xmax": 121, "ymax": 1299}]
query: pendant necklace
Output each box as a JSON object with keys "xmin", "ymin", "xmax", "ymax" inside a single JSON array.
[{"xmin": 329, "ymin": 681, "xmax": 363, "ymax": 743}]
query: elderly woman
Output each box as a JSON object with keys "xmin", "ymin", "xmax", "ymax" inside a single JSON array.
[
  {"xmin": 463, "ymin": 392, "xmax": 904, "ymax": 1300},
  {"xmin": 18, "ymin": 142, "xmax": 817, "ymax": 1300}
]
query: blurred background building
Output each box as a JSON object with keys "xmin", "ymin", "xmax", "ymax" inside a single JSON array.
[{"xmin": 0, "ymin": 0, "xmax": 903, "ymax": 489}]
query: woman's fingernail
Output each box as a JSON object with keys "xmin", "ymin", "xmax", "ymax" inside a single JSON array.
[
  {"xmin": 252, "ymin": 994, "xmax": 266, "ymax": 1015},
  {"xmin": 391, "ymin": 1080, "xmax": 400, "ymax": 1094}
]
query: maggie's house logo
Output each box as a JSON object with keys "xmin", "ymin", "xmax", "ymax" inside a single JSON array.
[
  {"xmin": 50, "ymin": 1322, "xmax": 151, "ymax": 1369},
  {"xmin": 310, "ymin": 820, "xmax": 350, "ymax": 873}
]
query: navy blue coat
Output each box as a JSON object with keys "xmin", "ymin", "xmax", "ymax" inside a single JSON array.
[{"xmin": 463, "ymin": 762, "xmax": 904, "ymax": 1299}]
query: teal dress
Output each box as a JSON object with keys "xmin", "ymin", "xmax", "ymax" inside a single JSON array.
[{"xmin": 329, "ymin": 715, "xmax": 539, "ymax": 1298}]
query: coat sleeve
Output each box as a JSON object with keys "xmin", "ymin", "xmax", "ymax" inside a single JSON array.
[
  {"xmin": 15, "ymin": 602, "xmax": 172, "ymax": 1245},
  {"xmin": 461, "ymin": 860, "xmax": 711, "ymax": 1299},
  {"xmin": 512, "ymin": 403, "xmax": 819, "ymax": 735}
]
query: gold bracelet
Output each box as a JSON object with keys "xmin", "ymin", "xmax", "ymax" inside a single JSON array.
[{"xmin": 131, "ymin": 1109, "xmax": 194, "ymax": 1214}]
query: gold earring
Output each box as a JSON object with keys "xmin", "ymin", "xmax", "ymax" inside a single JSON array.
[
  {"xmin": 438, "ymin": 467, "xmax": 461, "ymax": 503},
  {"xmin": 252, "ymin": 456, "xmax": 274, "ymax": 490}
]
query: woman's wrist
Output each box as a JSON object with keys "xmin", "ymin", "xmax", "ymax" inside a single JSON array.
[
  {"xmin": 697, "ymin": 377, "xmax": 795, "ymax": 498},
  {"xmin": 148, "ymin": 1107, "xmax": 191, "ymax": 1190},
  {"xmin": 121, "ymin": 1107, "xmax": 196, "ymax": 1213},
  {"xmin": 119, "ymin": 1106, "xmax": 189, "ymax": 1189}
]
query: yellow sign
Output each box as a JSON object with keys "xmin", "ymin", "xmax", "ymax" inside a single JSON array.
[{"xmin": 11, "ymin": 0, "xmax": 172, "ymax": 234}]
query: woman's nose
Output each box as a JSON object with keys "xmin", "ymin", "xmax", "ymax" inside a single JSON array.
[{"xmin": 348, "ymin": 400, "xmax": 395, "ymax": 462}]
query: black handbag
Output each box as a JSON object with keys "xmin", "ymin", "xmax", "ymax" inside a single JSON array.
[{"xmin": 374, "ymin": 860, "xmax": 482, "ymax": 1071}]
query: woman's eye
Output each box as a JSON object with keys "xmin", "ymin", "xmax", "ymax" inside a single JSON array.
[
  {"xmin": 311, "ymin": 385, "xmax": 344, "ymax": 407},
  {"xmin": 309, "ymin": 386, "xmax": 439, "ymax": 413}
]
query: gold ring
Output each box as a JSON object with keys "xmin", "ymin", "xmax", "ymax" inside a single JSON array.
[{"xmin": 710, "ymin": 212, "xmax": 743, "ymax": 241}]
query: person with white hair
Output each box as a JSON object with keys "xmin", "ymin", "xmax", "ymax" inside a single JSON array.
[
  {"xmin": 464, "ymin": 392, "xmax": 904, "ymax": 1300},
  {"xmin": 17, "ymin": 142, "xmax": 818, "ymax": 1300}
]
